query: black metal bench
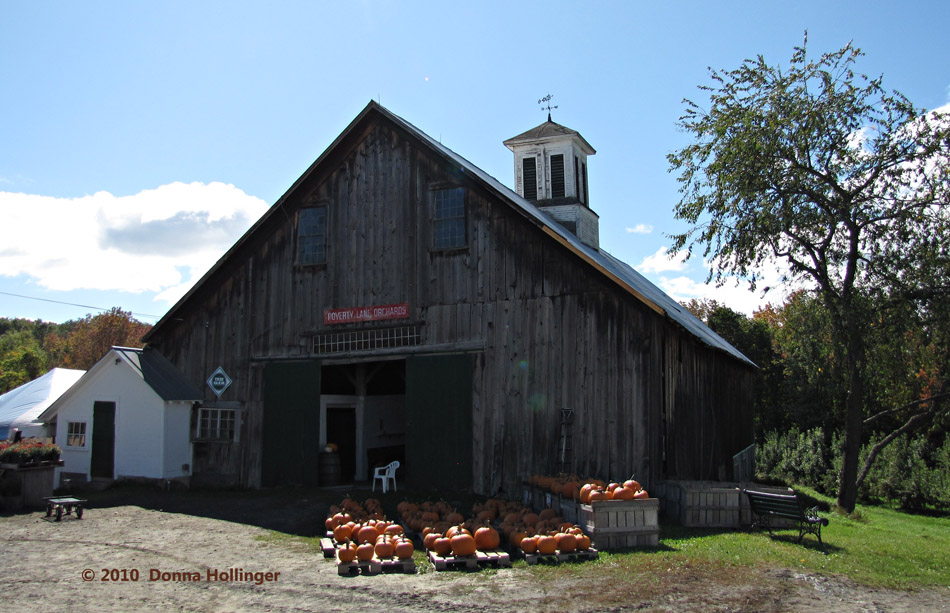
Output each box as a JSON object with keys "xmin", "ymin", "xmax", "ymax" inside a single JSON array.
[{"xmin": 742, "ymin": 489, "xmax": 828, "ymax": 544}]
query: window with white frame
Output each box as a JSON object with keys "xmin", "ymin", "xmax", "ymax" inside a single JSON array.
[
  {"xmin": 66, "ymin": 421, "xmax": 87, "ymax": 447},
  {"xmin": 198, "ymin": 408, "xmax": 236, "ymax": 441}
]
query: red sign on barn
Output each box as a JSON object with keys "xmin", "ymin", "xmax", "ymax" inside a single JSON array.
[{"xmin": 324, "ymin": 302, "xmax": 410, "ymax": 325}]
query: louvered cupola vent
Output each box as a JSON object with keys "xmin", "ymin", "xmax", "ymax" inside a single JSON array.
[{"xmin": 504, "ymin": 118, "xmax": 599, "ymax": 249}]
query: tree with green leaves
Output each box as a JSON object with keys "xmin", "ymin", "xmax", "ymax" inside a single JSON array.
[{"xmin": 668, "ymin": 37, "xmax": 950, "ymax": 512}]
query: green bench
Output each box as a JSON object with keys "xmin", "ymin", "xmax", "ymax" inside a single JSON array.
[{"xmin": 742, "ymin": 489, "xmax": 828, "ymax": 544}]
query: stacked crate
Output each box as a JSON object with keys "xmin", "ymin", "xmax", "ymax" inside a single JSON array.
[{"xmin": 579, "ymin": 498, "xmax": 659, "ymax": 549}]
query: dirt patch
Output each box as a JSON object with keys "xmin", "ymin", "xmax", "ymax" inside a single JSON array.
[{"xmin": 1, "ymin": 488, "xmax": 945, "ymax": 612}]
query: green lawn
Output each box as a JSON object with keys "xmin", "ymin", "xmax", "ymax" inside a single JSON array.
[{"xmin": 515, "ymin": 486, "xmax": 950, "ymax": 590}]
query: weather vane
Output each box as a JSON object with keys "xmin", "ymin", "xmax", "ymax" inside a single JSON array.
[{"xmin": 538, "ymin": 94, "xmax": 558, "ymax": 121}]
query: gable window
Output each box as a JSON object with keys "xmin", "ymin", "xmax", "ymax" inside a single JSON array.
[
  {"xmin": 522, "ymin": 157, "xmax": 538, "ymax": 200},
  {"xmin": 433, "ymin": 187, "xmax": 466, "ymax": 249},
  {"xmin": 198, "ymin": 408, "xmax": 236, "ymax": 441},
  {"xmin": 66, "ymin": 421, "xmax": 86, "ymax": 447},
  {"xmin": 550, "ymin": 154, "xmax": 565, "ymax": 199},
  {"xmin": 296, "ymin": 206, "xmax": 327, "ymax": 265},
  {"xmin": 574, "ymin": 156, "xmax": 580, "ymax": 201}
]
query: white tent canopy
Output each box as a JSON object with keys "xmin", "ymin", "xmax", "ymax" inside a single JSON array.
[{"xmin": 0, "ymin": 368, "xmax": 85, "ymax": 440}]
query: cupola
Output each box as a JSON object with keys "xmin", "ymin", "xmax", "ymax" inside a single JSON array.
[{"xmin": 504, "ymin": 116, "xmax": 599, "ymax": 249}]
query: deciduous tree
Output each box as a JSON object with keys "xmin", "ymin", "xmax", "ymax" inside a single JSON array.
[{"xmin": 668, "ymin": 37, "xmax": 950, "ymax": 511}]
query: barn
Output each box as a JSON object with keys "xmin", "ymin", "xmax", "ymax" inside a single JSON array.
[{"xmin": 142, "ymin": 101, "xmax": 756, "ymax": 495}]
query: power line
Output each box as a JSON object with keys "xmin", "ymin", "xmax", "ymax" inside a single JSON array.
[{"xmin": 0, "ymin": 290, "xmax": 164, "ymax": 321}]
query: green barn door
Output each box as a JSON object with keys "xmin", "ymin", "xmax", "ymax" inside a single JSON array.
[
  {"xmin": 91, "ymin": 401, "xmax": 116, "ymax": 479},
  {"xmin": 262, "ymin": 360, "xmax": 321, "ymax": 487},
  {"xmin": 406, "ymin": 354, "xmax": 473, "ymax": 491}
]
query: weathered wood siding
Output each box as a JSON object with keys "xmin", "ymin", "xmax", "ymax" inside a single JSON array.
[{"xmin": 148, "ymin": 111, "xmax": 754, "ymax": 493}]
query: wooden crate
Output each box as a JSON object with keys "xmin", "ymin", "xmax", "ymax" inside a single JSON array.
[
  {"xmin": 656, "ymin": 481, "xmax": 796, "ymax": 529},
  {"xmin": 655, "ymin": 481, "xmax": 740, "ymax": 528},
  {"xmin": 579, "ymin": 498, "xmax": 659, "ymax": 549}
]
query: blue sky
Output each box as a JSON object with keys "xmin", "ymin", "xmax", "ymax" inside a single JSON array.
[{"xmin": 2, "ymin": 1, "xmax": 949, "ymax": 323}]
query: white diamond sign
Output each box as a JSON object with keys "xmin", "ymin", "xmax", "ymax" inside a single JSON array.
[{"xmin": 207, "ymin": 366, "xmax": 232, "ymax": 397}]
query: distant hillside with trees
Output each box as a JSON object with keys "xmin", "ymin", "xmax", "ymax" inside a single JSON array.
[{"xmin": 0, "ymin": 308, "xmax": 151, "ymax": 394}]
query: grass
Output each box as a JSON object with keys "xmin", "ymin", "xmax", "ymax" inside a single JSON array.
[{"xmin": 515, "ymin": 486, "xmax": 950, "ymax": 591}]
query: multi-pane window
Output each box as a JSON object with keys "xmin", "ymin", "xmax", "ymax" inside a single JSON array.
[
  {"xmin": 550, "ymin": 154, "xmax": 565, "ymax": 199},
  {"xmin": 433, "ymin": 187, "xmax": 466, "ymax": 249},
  {"xmin": 66, "ymin": 421, "xmax": 86, "ymax": 447},
  {"xmin": 296, "ymin": 206, "xmax": 327, "ymax": 265},
  {"xmin": 198, "ymin": 408, "xmax": 236, "ymax": 441}
]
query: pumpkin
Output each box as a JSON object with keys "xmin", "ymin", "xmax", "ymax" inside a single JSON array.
[
  {"xmin": 509, "ymin": 529, "xmax": 528, "ymax": 548},
  {"xmin": 519, "ymin": 536, "xmax": 538, "ymax": 554},
  {"xmin": 623, "ymin": 479, "xmax": 641, "ymax": 491},
  {"xmin": 433, "ymin": 536, "xmax": 453, "ymax": 556},
  {"xmin": 575, "ymin": 534, "xmax": 592, "ymax": 550},
  {"xmin": 423, "ymin": 532, "xmax": 442, "ymax": 551},
  {"xmin": 337, "ymin": 542, "xmax": 357, "ymax": 563},
  {"xmin": 385, "ymin": 523, "xmax": 404, "ymax": 537},
  {"xmin": 536, "ymin": 534, "xmax": 558, "ymax": 555},
  {"xmin": 474, "ymin": 525, "xmax": 500, "ymax": 550},
  {"xmin": 333, "ymin": 523, "xmax": 353, "ymax": 543},
  {"xmin": 451, "ymin": 532, "xmax": 478, "ymax": 556},
  {"xmin": 394, "ymin": 539, "xmax": 414, "ymax": 559},
  {"xmin": 356, "ymin": 524, "xmax": 379, "ymax": 544},
  {"xmin": 356, "ymin": 542, "xmax": 376, "ymax": 561},
  {"xmin": 633, "ymin": 488, "xmax": 649, "ymax": 499},
  {"xmin": 374, "ymin": 536, "xmax": 395, "ymax": 559},
  {"xmin": 588, "ymin": 488, "xmax": 609, "ymax": 502},
  {"xmin": 612, "ymin": 486, "xmax": 635, "ymax": 500},
  {"xmin": 579, "ymin": 483, "xmax": 596, "ymax": 504},
  {"xmin": 555, "ymin": 532, "xmax": 577, "ymax": 553}
]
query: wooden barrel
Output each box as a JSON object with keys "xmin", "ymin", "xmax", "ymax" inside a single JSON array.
[{"xmin": 318, "ymin": 452, "xmax": 341, "ymax": 486}]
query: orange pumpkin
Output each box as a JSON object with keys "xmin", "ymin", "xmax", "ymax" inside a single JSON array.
[
  {"xmin": 519, "ymin": 536, "xmax": 538, "ymax": 554},
  {"xmin": 333, "ymin": 523, "xmax": 353, "ymax": 543},
  {"xmin": 612, "ymin": 486, "xmax": 635, "ymax": 500},
  {"xmin": 394, "ymin": 539, "xmax": 414, "ymax": 559},
  {"xmin": 575, "ymin": 534, "xmax": 592, "ymax": 550},
  {"xmin": 450, "ymin": 532, "xmax": 478, "ymax": 556},
  {"xmin": 356, "ymin": 542, "xmax": 375, "ymax": 561},
  {"xmin": 633, "ymin": 489, "xmax": 649, "ymax": 499},
  {"xmin": 374, "ymin": 536, "xmax": 395, "ymax": 559},
  {"xmin": 356, "ymin": 524, "xmax": 379, "ymax": 544},
  {"xmin": 337, "ymin": 542, "xmax": 357, "ymax": 563},
  {"xmin": 555, "ymin": 532, "xmax": 577, "ymax": 553},
  {"xmin": 474, "ymin": 525, "xmax": 500, "ymax": 550},
  {"xmin": 433, "ymin": 536, "xmax": 453, "ymax": 556},
  {"xmin": 623, "ymin": 479, "xmax": 641, "ymax": 491},
  {"xmin": 588, "ymin": 488, "xmax": 609, "ymax": 502},
  {"xmin": 579, "ymin": 483, "xmax": 596, "ymax": 504},
  {"xmin": 536, "ymin": 534, "xmax": 558, "ymax": 555}
]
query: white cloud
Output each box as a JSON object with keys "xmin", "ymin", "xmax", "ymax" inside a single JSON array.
[
  {"xmin": 625, "ymin": 223, "xmax": 653, "ymax": 234},
  {"xmin": 0, "ymin": 182, "xmax": 268, "ymax": 304},
  {"xmin": 635, "ymin": 246, "xmax": 688, "ymax": 274}
]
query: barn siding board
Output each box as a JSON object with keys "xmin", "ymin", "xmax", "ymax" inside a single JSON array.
[{"xmin": 146, "ymin": 105, "xmax": 754, "ymax": 493}]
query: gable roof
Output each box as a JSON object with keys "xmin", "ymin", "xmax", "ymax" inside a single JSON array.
[
  {"xmin": 145, "ymin": 101, "xmax": 754, "ymax": 368},
  {"xmin": 37, "ymin": 347, "xmax": 201, "ymax": 422},
  {"xmin": 0, "ymin": 368, "xmax": 85, "ymax": 439},
  {"xmin": 111, "ymin": 346, "xmax": 203, "ymax": 401}
]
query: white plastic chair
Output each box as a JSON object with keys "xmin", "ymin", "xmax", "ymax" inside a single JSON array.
[{"xmin": 372, "ymin": 460, "xmax": 399, "ymax": 493}]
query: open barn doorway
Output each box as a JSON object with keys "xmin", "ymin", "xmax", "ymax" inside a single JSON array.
[{"xmin": 319, "ymin": 359, "xmax": 406, "ymax": 484}]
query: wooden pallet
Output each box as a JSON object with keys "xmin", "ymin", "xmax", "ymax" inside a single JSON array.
[
  {"xmin": 336, "ymin": 556, "xmax": 416, "ymax": 576},
  {"xmin": 319, "ymin": 538, "xmax": 338, "ymax": 558},
  {"xmin": 427, "ymin": 549, "xmax": 512, "ymax": 571},
  {"xmin": 524, "ymin": 548, "xmax": 599, "ymax": 565}
]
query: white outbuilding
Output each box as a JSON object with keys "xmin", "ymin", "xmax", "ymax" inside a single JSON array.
[{"xmin": 37, "ymin": 346, "xmax": 202, "ymax": 487}]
